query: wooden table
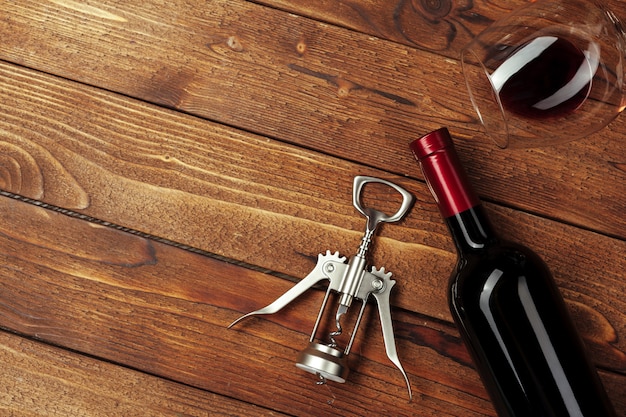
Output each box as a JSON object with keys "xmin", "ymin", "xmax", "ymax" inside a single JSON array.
[{"xmin": 1, "ymin": 1, "xmax": 624, "ymax": 415}]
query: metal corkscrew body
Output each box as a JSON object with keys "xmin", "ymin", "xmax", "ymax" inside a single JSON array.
[{"xmin": 228, "ymin": 176, "xmax": 414, "ymax": 400}]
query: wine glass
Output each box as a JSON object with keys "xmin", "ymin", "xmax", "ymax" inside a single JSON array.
[{"xmin": 461, "ymin": 0, "xmax": 626, "ymax": 148}]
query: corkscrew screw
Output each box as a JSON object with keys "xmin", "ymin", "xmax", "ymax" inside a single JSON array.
[{"xmin": 229, "ymin": 176, "xmax": 414, "ymax": 399}]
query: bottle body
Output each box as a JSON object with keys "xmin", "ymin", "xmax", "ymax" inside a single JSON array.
[
  {"xmin": 447, "ymin": 208, "xmax": 615, "ymax": 417},
  {"xmin": 410, "ymin": 128, "xmax": 615, "ymax": 417}
]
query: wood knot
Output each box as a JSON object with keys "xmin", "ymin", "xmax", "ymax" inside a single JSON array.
[
  {"xmin": 296, "ymin": 36, "xmax": 307, "ymax": 56},
  {"xmin": 336, "ymin": 78, "xmax": 357, "ymax": 98},
  {"xmin": 418, "ymin": 0, "xmax": 452, "ymax": 19},
  {"xmin": 226, "ymin": 35, "xmax": 244, "ymax": 52},
  {"xmin": 394, "ymin": 0, "xmax": 459, "ymax": 50}
]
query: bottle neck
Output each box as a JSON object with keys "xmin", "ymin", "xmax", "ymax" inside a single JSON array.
[
  {"xmin": 410, "ymin": 128, "xmax": 497, "ymax": 253},
  {"xmin": 445, "ymin": 205, "xmax": 497, "ymax": 252}
]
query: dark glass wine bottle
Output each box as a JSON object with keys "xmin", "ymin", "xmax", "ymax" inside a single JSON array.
[{"xmin": 409, "ymin": 127, "xmax": 616, "ymax": 417}]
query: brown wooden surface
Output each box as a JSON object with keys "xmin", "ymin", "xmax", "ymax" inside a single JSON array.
[{"xmin": 0, "ymin": 0, "xmax": 624, "ymax": 416}]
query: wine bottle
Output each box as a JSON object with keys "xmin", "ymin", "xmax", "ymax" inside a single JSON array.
[{"xmin": 409, "ymin": 127, "xmax": 616, "ymax": 417}]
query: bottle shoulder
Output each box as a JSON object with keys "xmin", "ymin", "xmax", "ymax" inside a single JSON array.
[
  {"xmin": 460, "ymin": 238, "xmax": 544, "ymax": 263},
  {"xmin": 448, "ymin": 238, "xmax": 564, "ymax": 334},
  {"xmin": 451, "ymin": 239, "xmax": 553, "ymax": 292}
]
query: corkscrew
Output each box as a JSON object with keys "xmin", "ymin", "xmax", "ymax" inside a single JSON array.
[{"xmin": 229, "ymin": 176, "xmax": 414, "ymax": 399}]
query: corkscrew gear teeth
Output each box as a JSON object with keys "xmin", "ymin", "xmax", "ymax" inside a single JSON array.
[{"xmin": 228, "ymin": 176, "xmax": 415, "ymax": 400}]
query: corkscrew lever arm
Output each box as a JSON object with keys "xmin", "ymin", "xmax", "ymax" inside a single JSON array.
[
  {"xmin": 372, "ymin": 278, "xmax": 412, "ymax": 400},
  {"xmin": 227, "ymin": 251, "xmax": 346, "ymax": 329}
]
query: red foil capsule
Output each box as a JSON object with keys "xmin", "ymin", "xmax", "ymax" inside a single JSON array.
[{"xmin": 409, "ymin": 128, "xmax": 480, "ymax": 218}]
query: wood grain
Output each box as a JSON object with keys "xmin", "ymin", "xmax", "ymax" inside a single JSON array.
[
  {"xmin": 0, "ymin": 63, "xmax": 624, "ymax": 353},
  {"xmin": 256, "ymin": 0, "xmax": 523, "ymax": 53},
  {"xmin": 0, "ymin": 195, "xmax": 491, "ymax": 416},
  {"xmin": 258, "ymin": 0, "xmax": 626, "ymax": 55},
  {"xmin": 1, "ymin": 195, "xmax": 624, "ymax": 416},
  {"xmin": 0, "ymin": 0, "xmax": 625, "ymax": 415},
  {"xmin": 0, "ymin": 331, "xmax": 284, "ymax": 416},
  {"xmin": 0, "ymin": 0, "xmax": 624, "ymax": 238}
]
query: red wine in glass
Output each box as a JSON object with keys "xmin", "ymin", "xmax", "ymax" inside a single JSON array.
[{"xmin": 494, "ymin": 36, "xmax": 593, "ymax": 119}]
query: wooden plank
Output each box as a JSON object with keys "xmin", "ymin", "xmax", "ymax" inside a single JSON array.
[
  {"xmin": 0, "ymin": 331, "xmax": 285, "ymax": 416},
  {"xmin": 0, "ymin": 196, "xmax": 491, "ymax": 416},
  {"xmin": 255, "ymin": 0, "xmax": 524, "ymax": 54},
  {"xmin": 1, "ymin": 2, "xmax": 623, "ymax": 416},
  {"xmin": 0, "ymin": 0, "xmax": 624, "ymax": 238},
  {"xmin": 257, "ymin": 0, "xmax": 626, "ymax": 55},
  {"xmin": 1, "ymin": 195, "xmax": 625, "ymax": 416},
  {"xmin": 0, "ymin": 62, "xmax": 624, "ymax": 342}
]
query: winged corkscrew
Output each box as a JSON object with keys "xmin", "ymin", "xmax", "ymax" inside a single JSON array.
[{"xmin": 228, "ymin": 176, "xmax": 414, "ymax": 400}]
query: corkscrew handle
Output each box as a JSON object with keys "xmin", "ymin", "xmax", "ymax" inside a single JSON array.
[{"xmin": 352, "ymin": 176, "xmax": 414, "ymax": 234}]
